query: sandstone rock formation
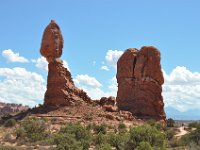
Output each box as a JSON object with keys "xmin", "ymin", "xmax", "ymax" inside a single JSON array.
[
  {"xmin": 100, "ymin": 96, "xmax": 116, "ymax": 106},
  {"xmin": 116, "ymin": 46, "xmax": 166, "ymax": 120},
  {"xmin": 40, "ymin": 20, "xmax": 63, "ymax": 63},
  {"xmin": 40, "ymin": 20, "xmax": 91, "ymax": 106},
  {"xmin": 99, "ymin": 96, "xmax": 118, "ymax": 112}
]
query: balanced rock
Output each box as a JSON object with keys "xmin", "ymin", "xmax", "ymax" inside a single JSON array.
[
  {"xmin": 40, "ymin": 20, "xmax": 63, "ymax": 63},
  {"xmin": 40, "ymin": 20, "xmax": 91, "ymax": 106},
  {"xmin": 116, "ymin": 46, "xmax": 166, "ymax": 120}
]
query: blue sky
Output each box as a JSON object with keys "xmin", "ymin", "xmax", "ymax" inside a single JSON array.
[{"xmin": 1, "ymin": 1, "xmax": 200, "ymax": 119}]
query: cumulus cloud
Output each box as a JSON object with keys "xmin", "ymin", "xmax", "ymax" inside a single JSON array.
[
  {"xmin": 74, "ymin": 74, "xmax": 102, "ymax": 89},
  {"xmin": 101, "ymin": 50, "xmax": 123, "ymax": 70},
  {"xmin": 74, "ymin": 66, "xmax": 200, "ymax": 112},
  {"xmin": 163, "ymin": 66, "xmax": 200, "ymax": 112},
  {"xmin": 34, "ymin": 57, "xmax": 70, "ymax": 71},
  {"xmin": 2, "ymin": 49, "xmax": 29, "ymax": 63},
  {"xmin": 105, "ymin": 50, "xmax": 123, "ymax": 69},
  {"xmin": 35, "ymin": 57, "xmax": 48, "ymax": 71},
  {"xmin": 74, "ymin": 74, "xmax": 117, "ymax": 99},
  {"xmin": 0, "ymin": 67, "xmax": 46, "ymax": 107},
  {"xmin": 101, "ymin": 65, "xmax": 109, "ymax": 71}
]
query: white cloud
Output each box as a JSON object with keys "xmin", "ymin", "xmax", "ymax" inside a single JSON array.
[
  {"xmin": 163, "ymin": 66, "xmax": 200, "ymax": 112},
  {"xmin": 34, "ymin": 57, "xmax": 70, "ymax": 72},
  {"xmin": 105, "ymin": 50, "xmax": 123, "ymax": 69},
  {"xmin": 35, "ymin": 57, "xmax": 48, "ymax": 71},
  {"xmin": 74, "ymin": 74, "xmax": 102, "ymax": 88},
  {"xmin": 101, "ymin": 65, "xmax": 109, "ymax": 71},
  {"xmin": 74, "ymin": 66, "xmax": 200, "ymax": 112},
  {"xmin": 0, "ymin": 67, "xmax": 46, "ymax": 107},
  {"xmin": 2, "ymin": 49, "xmax": 29, "ymax": 63},
  {"xmin": 0, "ymin": 67, "xmax": 44, "ymax": 82},
  {"xmin": 31, "ymin": 59, "xmax": 36, "ymax": 63},
  {"xmin": 74, "ymin": 74, "xmax": 117, "ymax": 100}
]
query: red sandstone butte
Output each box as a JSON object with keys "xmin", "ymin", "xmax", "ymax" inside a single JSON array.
[
  {"xmin": 40, "ymin": 20, "xmax": 91, "ymax": 106},
  {"xmin": 116, "ymin": 46, "xmax": 166, "ymax": 120}
]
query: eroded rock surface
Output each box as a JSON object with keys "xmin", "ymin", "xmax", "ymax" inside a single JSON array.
[
  {"xmin": 116, "ymin": 46, "xmax": 166, "ymax": 120},
  {"xmin": 40, "ymin": 20, "xmax": 63, "ymax": 63},
  {"xmin": 40, "ymin": 20, "xmax": 91, "ymax": 106}
]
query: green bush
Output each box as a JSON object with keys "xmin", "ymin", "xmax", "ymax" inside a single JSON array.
[
  {"xmin": 93, "ymin": 123, "xmax": 107, "ymax": 134},
  {"xmin": 146, "ymin": 119, "xmax": 156, "ymax": 126},
  {"xmin": 54, "ymin": 133, "xmax": 82, "ymax": 150},
  {"xmin": 4, "ymin": 118, "xmax": 16, "ymax": 127},
  {"xmin": 188, "ymin": 122, "xmax": 200, "ymax": 129},
  {"xmin": 0, "ymin": 146, "xmax": 16, "ymax": 150},
  {"xmin": 118, "ymin": 122, "xmax": 126, "ymax": 132},
  {"xmin": 165, "ymin": 129, "xmax": 175, "ymax": 140},
  {"xmin": 107, "ymin": 132, "xmax": 129, "ymax": 150},
  {"xmin": 127, "ymin": 124, "xmax": 166, "ymax": 149},
  {"xmin": 55, "ymin": 123, "xmax": 92, "ymax": 150},
  {"xmin": 93, "ymin": 133, "xmax": 107, "ymax": 146},
  {"xmin": 135, "ymin": 141, "xmax": 153, "ymax": 150},
  {"xmin": 97, "ymin": 143, "xmax": 112, "ymax": 150},
  {"xmin": 166, "ymin": 118, "xmax": 175, "ymax": 127},
  {"xmin": 16, "ymin": 117, "xmax": 48, "ymax": 142},
  {"xmin": 180, "ymin": 128, "xmax": 200, "ymax": 147},
  {"xmin": 168, "ymin": 137, "xmax": 180, "ymax": 148}
]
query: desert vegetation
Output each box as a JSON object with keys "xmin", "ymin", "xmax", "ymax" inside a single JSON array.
[{"xmin": 1, "ymin": 117, "xmax": 199, "ymax": 150}]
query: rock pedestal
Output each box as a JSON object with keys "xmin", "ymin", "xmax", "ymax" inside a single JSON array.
[
  {"xmin": 116, "ymin": 46, "xmax": 166, "ymax": 120},
  {"xmin": 44, "ymin": 60, "xmax": 91, "ymax": 106},
  {"xmin": 40, "ymin": 20, "xmax": 91, "ymax": 106}
]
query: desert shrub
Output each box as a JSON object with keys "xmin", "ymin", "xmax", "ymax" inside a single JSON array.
[
  {"xmin": 54, "ymin": 123, "xmax": 92, "ymax": 150},
  {"xmin": 93, "ymin": 133, "xmax": 107, "ymax": 146},
  {"xmin": 0, "ymin": 146, "xmax": 16, "ymax": 150},
  {"xmin": 16, "ymin": 117, "xmax": 49, "ymax": 142},
  {"xmin": 188, "ymin": 122, "xmax": 200, "ymax": 129},
  {"xmin": 86, "ymin": 123, "xmax": 93, "ymax": 131},
  {"xmin": 165, "ymin": 128, "xmax": 175, "ymax": 140},
  {"xmin": 96, "ymin": 143, "xmax": 112, "ymax": 150},
  {"xmin": 188, "ymin": 141, "xmax": 200, "ymax": 150},
  {"xmin": 93, "ymin": 123, "xmax": 107, "ymax": 134},
  {"xmin": 180, "ymin": 128, "xmax": 200, "ymax": 146},
  {"xmin": 135, "ymin": 141, "xmax": 153, "ymax": 150},
  {"xmin": 166, "ymin": 118, "xmax": 175, "ymax": 127},
  {"xmin": 107, "ymin": 132, "xmax": 129, "ymax": 150},
  {"xmin": 146, "ymin": 119, "xmax": 156, "ymax": 126},
  {"xmin": 118, "ymin": 122, "xmax": 126, "ymax": 132},
  {"xmin": 154, "ymin": 122, "xmax": 163, "ymax": 131},
  {"xmin": 4, "ymin": 118, "xmax": 16, "ymax": 127},
  {"xmin": 54, "ymin": 133, "xmax": 82, "ymax": 150},
  {"xmin": 146, "ymin": 119, "xmax": 164, "ymax": 131},
  {"xmin": 127, "ymin": 124, "xmax": 166, "ymax": 149},
  {"xmin": 168, "ymin": 137, "xmax": 180, "ymax": 148}
]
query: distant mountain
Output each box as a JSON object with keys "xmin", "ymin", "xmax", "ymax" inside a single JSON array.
[
  {"xmin": 165, "ymin": 106, "xmax": 200, "ymax": 120},
  {"xmin": 0, "ymin": 102, "xmax": 29, "ymax": 117}
]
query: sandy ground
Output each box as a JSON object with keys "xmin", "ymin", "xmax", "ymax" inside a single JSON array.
[{"xmin": 175, "ymin": 126, "xmax": 189, "ymax": 138}]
